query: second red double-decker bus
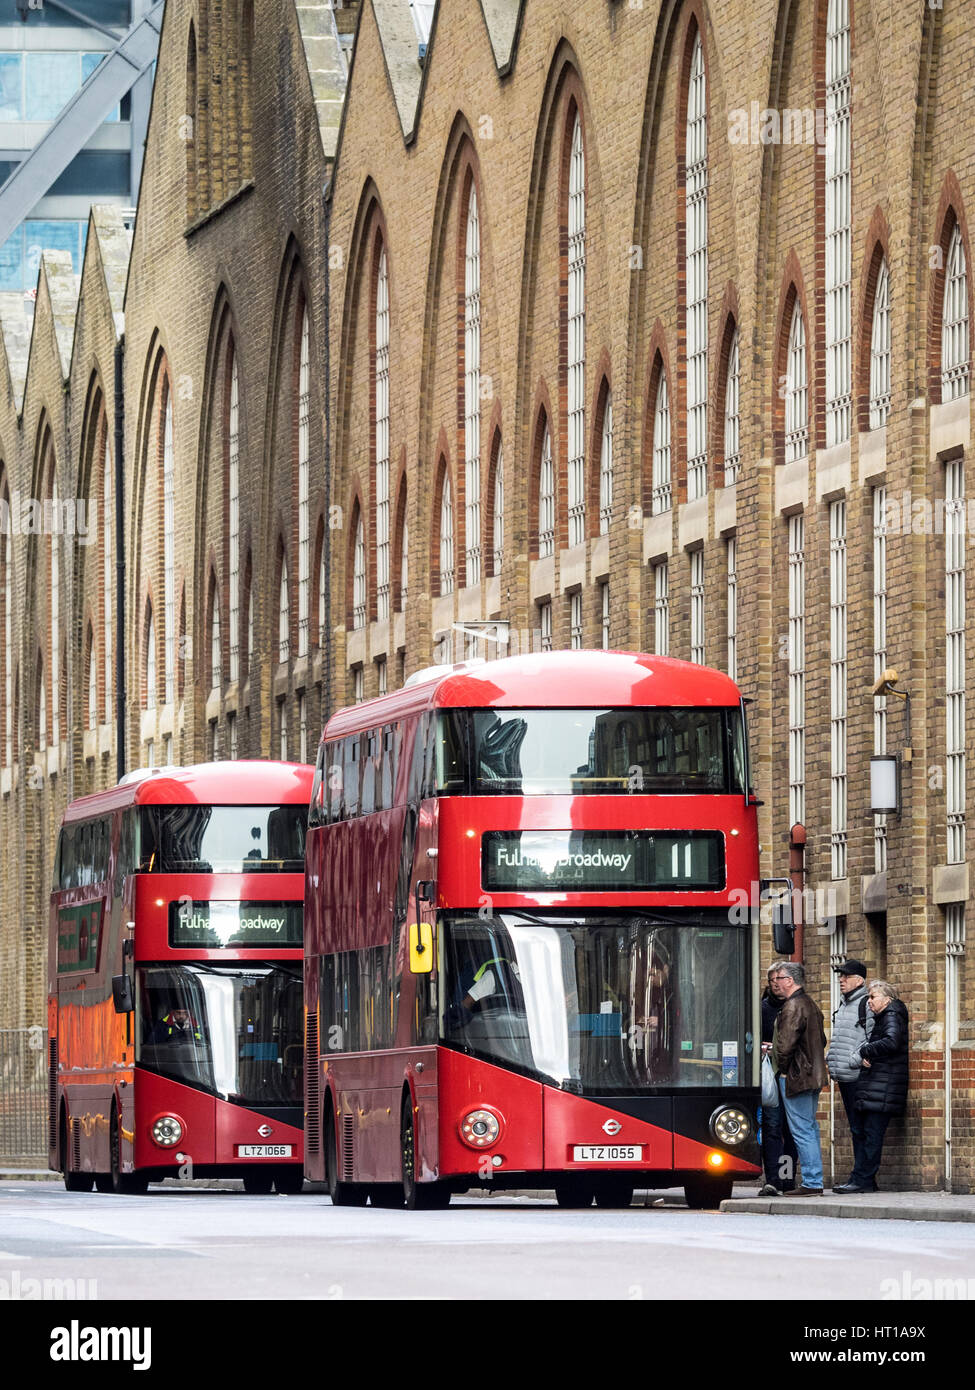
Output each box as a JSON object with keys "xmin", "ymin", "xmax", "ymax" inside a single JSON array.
[
  {"xmin": 49, "ymin": 761, "xmax": 313, "ymax": 1194},
  {"xmin": 304, "ymin": 650, "xmax": 763, "ymax": 1209}
]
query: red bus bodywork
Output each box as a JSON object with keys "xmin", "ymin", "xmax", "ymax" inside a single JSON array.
[
  {"xmin": 305, "ymin": 651, "xmax": 763, "ymax": 1206},
  {"xmin": 49, "ymin": 761, "xmax": 313, "ymax": 1192}
]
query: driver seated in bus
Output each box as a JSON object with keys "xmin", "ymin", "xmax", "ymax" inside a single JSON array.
[
  {"xmin": 457, "ymin": 955, "xmax": 525, "ymax": 1016},
  {"xmin": 148, "ymin": 1007, "xmax": 203, "ymax": 1044}
]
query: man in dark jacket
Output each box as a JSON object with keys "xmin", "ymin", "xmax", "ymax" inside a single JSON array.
[
  {"xmin": 826, "ymin": 959, "xmax": 874, "ymax": 1192},
  {"xmin": 760, "ymin": 963, "xmax": 798, "ymax": 1194},
  {"xmin": 834, "ymin": 980, "xmax": 909, "ymax": 1193},
  {"xmin": 770, "ymin": 961, "xmax": 828, "ymax": 1195}
]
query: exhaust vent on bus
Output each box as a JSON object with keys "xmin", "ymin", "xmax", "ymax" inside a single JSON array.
[
  {"xmin": 305, "ymin": 1013, "xmax": 320, "ymax": 1156},
  {"xmin": 342, "ymin": 1113, "xmax": 355, "ymax": 1182},
  {"xmin": 48, "ymin": 1037, "xmax": 58, "ymax": 1153}
]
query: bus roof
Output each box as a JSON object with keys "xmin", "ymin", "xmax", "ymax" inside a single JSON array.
[
  {"xmin": 60, "ymin": 761, "xmax": 314, "ymax": 824},
  {"xmin": 323, "ymin": 650, "xmax": 742, "ymax": 740}
]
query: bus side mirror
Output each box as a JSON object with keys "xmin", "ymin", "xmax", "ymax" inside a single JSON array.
[
  {"xmin": 112, "ymin": 974, "xmax": 134, "ymax": 1014},
  {"xmin": 772, "ymin": 920, "xmax": 796, "ymax": 956},
  {"xmin": 761, "ymin": 878, "xmax": 796, "ymax": 957},
  {"xmin": 409, "ymin": 922, "xmax": 433, "ymax": 974}
]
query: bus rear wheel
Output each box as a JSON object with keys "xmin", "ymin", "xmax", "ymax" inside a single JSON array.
[
  {"xmin": 683, "ymin": 1176, "xmax": 734, "ymax": 1209},
  {"xmin": 325, "ymin": 1109, "xmax": 368, "ymax": 1207},
  {"xmin": 401, "ymin": 1098, "xmax": 450, "ymax": 1210},
  {"xmin": 593, "ymin": 1179, "xmax": 635, "ymax": 1209},
  {"xmin": 242, "ymin": 1169, "xmax": 274, "ymax": 1195}
]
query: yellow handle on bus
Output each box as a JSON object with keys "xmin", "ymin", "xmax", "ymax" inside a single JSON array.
[{"xmin": 409, "ymin": 922, "xmax": 433, "ymax": 974}]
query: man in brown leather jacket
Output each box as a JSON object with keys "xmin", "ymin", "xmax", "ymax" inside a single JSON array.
[{"xmin": 769, "ymin": 961, "xmax": 827, "ymax": 1195}]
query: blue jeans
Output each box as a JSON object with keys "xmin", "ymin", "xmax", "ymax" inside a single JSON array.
[{"xmin": 778, "ymin": 1077, "xmax": 824, "ymax": 1190}]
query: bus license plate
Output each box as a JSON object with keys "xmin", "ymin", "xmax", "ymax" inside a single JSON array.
[
  {"xmin": 237, "ymin": 1145, "xmax": 293, "ymax": 1158},
  {"xmin": 573, "ymin": 1145, "xmax": 643, "ymax": 1162}
]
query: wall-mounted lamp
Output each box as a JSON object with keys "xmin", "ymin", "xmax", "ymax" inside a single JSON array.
[{"xmin": 869, "ymin": 753, "xmax": 900, "ymax": 816}]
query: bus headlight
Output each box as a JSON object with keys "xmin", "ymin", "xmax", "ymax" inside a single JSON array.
[
  {"xmin": 709, "ymin": 1107, "xmax": 751, "ymax": 1147},
  {"xmin": 459, "ymin": 1109, "xmax": 502, "ymax": 1149},
  {"xmin": 151, "ymin": 1115, "xmax": 184, "ymax": 1148}
]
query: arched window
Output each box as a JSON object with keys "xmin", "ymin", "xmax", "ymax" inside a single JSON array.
[
  {"xmin": 492, "ymin": 442, "xmax": 504, "ymax": 575},
  {"xmin": 651, "ymin": 371, "xmax": 671, "ymax": 514},
  {"xmin": 145, "ymin": 606, "xmax": 156, "ymax": 712},
  {"xmin": 440, "ymin": 472, "xmax": 455, "ymax": 596},
  {"xmin": 723, "ymin": 330, "xmax": 740, "ymax": 483},
  {"xmin": 464, "ymin": 185, "xmax": 481, "ymax": 586},
  {"xmin": 50, "ymin": 478, "xmax": 60, "ymax": 749},
  {"xmin": 869, "ymin": 259, "xmax": 891, "ymax": 430},
  {"xmin": 352, "ymin": 516, "xmax": 366, "ymax": 630},
  {"xmin": 942, "ymin": 223, "xmax": 970, "ymax": 402},
  {"xmin": 228, "ymin": 348, "xmax": 240, "ymax": 681},
  {"xmin": 1, "ymin": 480, "xmax": 10, "ymax": 766},
  {"xmin": 37, "ymin": 656, "xmax": 46, "ymax": 753},
  {"xmin": 278, "ymin": 558, "xmax": 290, "ymax": 663},
  {"xmin": 567, "ymin": 112, "xmax": 586, "ymax": 545},
  {"xmin": 784, "ymin": 302, "xmax": 809, "ymax": 464},
  {"xmin": 102, "ymin": 435, "xmax": 112, "ymax": 725},
  {"xmin": 210, "ymin": 573, "xmax": 221, "ymax": 690},
  {"xmin": 825, "ymin": 0, "xmax": 852, "ymax": 446},
  {"xmin": 685, "ymin": 32, "xmax": 708, "ymax": 499},
  {"xmin": 400, "ymin": 517, "xmax": 408, "ymax": 607},
  {"xmin": 318, "ymin": 540, "xmax": 326, "ymax": 648},
  {"xmin": 297, "ymin": 309, "xmax": 310, "ymax": 657},
  {"xmin": 599, "ymin": 390, "xmax": 613, "ymax": 533},
  {"xmin": 185, "ymin": 23, "xmax": 198, "ymax": 221},
  {"xmin": 86, "ymin": 624, "xmax": 96, "ymax": 732},
  {"xmin": 375, "ymin": 247, "xmax": 390, "ymax": 619},
  {"xmin": 538, "ymin": 425, "xmax": 554, "ymax": 558},
  {"xmin": 163, "ymin": 394, "xmax": 175, "ymax": 704}
]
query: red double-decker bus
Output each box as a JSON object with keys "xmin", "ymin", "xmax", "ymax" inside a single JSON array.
[
  {"xmin": 49, "ymin": 761, "xmax": 313, "ymax": 1195},
  {"xmin": 304, "ymin": 650, "xmax": 765, "ymax": 1209}
]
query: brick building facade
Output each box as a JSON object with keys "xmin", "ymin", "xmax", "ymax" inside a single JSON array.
[{"xmin": 0, "ymin": 0, "xmax": 972, "ymax": 1189}]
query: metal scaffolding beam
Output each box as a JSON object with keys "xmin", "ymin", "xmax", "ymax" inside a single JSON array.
[{"xmin": 0, "ymin": 0, "xmax": 164, "ymax": 250}]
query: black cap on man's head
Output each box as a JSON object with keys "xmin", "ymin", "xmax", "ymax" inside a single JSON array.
[{"xmin": 834, "ymin": 959, "xmax": 868, "ymax": 978}]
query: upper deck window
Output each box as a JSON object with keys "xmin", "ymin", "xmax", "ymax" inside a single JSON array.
[{"xmin": 139, "ymin": 805, "xmax": 306, "ymax": 874}]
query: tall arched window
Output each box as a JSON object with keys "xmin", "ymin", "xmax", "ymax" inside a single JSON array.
[
  {"xmin": 538, "ymin": 425, "xmax": 554, "ymax": 558},
  {"xmin": 599, "ymin": 390, "xmax": 613, "ymax": 534},
  {"xmin": 50, "ymin": 478, "xmax": 60, "ymax": 749},
  {"xmin": 685, "ymin": 32, "xmax": 708, "ymax": 500},
  {"xmin": 352, "ymin": 516, "xmax": 366, "ymax": 630},
  {"xmin": 784, "ymin": 302, "xmax": 809, "ymax": 464},
  {"xmin": 723, "ymin": 330, "xmax": 740, "ymax": 483},
  {"xmin": 651, "ymin": 371, "xmax": 671, "ymax": 514},
  {"xmin": 145, "ymin": 606, "xmax": 156, "ymax": 712},
  {"xmin": 825, "ymin": 0, "xmax": 852, "ymax": 446},
  {"xmin": 566, "ymin": 112, "xmax": 586, "ymax": 545},
  {"xmin": 375, "ymin": 247, "xmax": 391, "ymax": 619},
  {"xmin": 869, "ymin": 259, "xmax": 891, "ymax": 429},
  {"xmin": 163, "ymin": 394, "xmax": 176, "ymax": 704},
  {"xmin": 1, "ymin": 479, "xmax": 10, "ymax": 766},
  {"xmin": 492, "ymin": 443, "xmax": 504, "ymax": 574},
  {"xmin": 228, "ymin": 348, "xmax": 240, "ymax": 681},
  {"xmin": 942, "ymin": 223, "xmax": 970, "ymax": 402},
  {"xmin": 86, "ymin": 624, "xmax": 96, "ymax": 732},
  {"xmin": 278, "ymin": 558, "xmax": 290, "ymax": 663},
  {"xmin": 318, "ymin": 542, "xmax": 326, "ymax": 649},
  {"xmin": 37, "ymin": 656, "xmax": 46, "ymax": 753},
  {"xmin": 440, "ymin": 473, "xmax": 455, "ymax": 596},
  {"xmin": 464, "ymin": 186, "xmax": 481, "ymax": 585},
  {"xmin": 210, "ymin": 573, "xmax": 221, "ymax": 689},
  {"xmin": 297, "ymin": 308, "xmax": 310, "ymax": 657}
]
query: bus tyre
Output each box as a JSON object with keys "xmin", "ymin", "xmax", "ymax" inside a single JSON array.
[
  {"xmin": 683, "ymin": 1176, "xmax": 734, "ymax": 1209},
  {"xmin": 554, "ymin": 1182, "xmax": 595, "ymax": 1208},
  {"xmin": 593, "ymin": 1179, "xmax": 635, "ymax": 1209},
  {"xmin": 110, "ymin": 1108, "xmax": 148, "ymax": 1195},
  {"xmin": 273, "ymin": 1167, "xmax": 304, "ymax": 1195},
  {"xmin": 242, "ymin": 1169, "xmax": 274, "ymax": 1195},
  {"xmin": 94, "ymin": 1171, "xmax": 113, "ymax": 1193},
  {"xmin": 369, "ymin": 1184, "xmax": 405, "ymax": 1208},
  {"xmin": 325, "ymin": 1108, "xmax": 368, "ymax": 1207},
  {"xmin": 401, "ymin": 1098, "xmax": 450, "ymax": 1210}
]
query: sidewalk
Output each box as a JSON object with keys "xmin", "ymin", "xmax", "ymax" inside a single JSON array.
[{"xmin": 721, "ymin": 1183, "xmax": 975, "ymax": 1223}]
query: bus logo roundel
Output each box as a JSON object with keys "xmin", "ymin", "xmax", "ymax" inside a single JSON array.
[
  {"xmin": 602, "ymin": 1119, "xmax": 622, "ymax": 1136},
  {"xmin": 258, "ymin": 1124, "xmax": 273, "ymax": 1137}
]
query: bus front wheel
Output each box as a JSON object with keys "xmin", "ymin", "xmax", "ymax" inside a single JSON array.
[
  {"xmin": 325, "ymin": 1109, "xmax": 368, "ymax": 1207},
  {"xmin": 554, "ymin": 1181, "xmax": 595, "ymax": 1208},
  {"xmin": 593, "ymin": 1179, "xmax": 635, "ymax": 1208},
  {"xmin": 273, "ymin": 1167, "xmax": 304, "ymax": 1195},
  {"xmin": 401, "ymin": 1098, "xmax": 450, "ymax": 1210},
  {"xmin": 683, "ymin": 1176, "xmax": 734, "ymax": 1209},
  {"xmin": 242, "ymin": 1169, "xmax": 274, "ymax": 1195}
]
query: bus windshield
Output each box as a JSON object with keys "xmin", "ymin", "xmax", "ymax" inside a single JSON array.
[
  {"xmin": 136, "ymin": 962, "xmax": 303, "ymax": 1106},
  {"xmin": 441, "ymin": 707, "xmax": 745, "ymax": 795},
  {"xmin": 140, "ymin": 805, "xmax": 307, "ymax": 873},
  {"xmin": 442, "ymin": 914, "xmax": 750, "ymax": 1092}
]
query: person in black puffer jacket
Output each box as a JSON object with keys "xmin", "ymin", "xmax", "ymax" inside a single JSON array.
[{"xmin": 834, "ymin": 980, "xmax": 909, "ymax": 1194}]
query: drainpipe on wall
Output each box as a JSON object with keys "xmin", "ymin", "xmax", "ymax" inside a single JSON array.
[{"xmin": 114, "ymin": 334, "xmax": 126, "ymax": 782}]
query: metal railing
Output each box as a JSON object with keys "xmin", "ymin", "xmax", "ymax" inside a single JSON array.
[{"xmin": 0, "ymin": 1027, "xmax": 47, "ymax": 1162}]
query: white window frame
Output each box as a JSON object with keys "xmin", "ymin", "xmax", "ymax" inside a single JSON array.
[
  {"xmin": 353, "ymin": 517, "xmax": 366, "ymax": 631},
  {"xmin": 570, "ymin": 591, "xmax": 583, "ymax": 650},
  {"xmin": 163, "ymin": 396, "xmax": 175, "ymax": 705},
  {"xmin": 103, "ymin": 438, "xmax": 112, "ymax": 723},
  {"xmin": 726, "ymin": 536, "xmax": 737, "ymax": 682},
  {"xmin": 539, "ymin": 601, "xmax": 553, "ymax": 653},
  {"xmin": 146, "ymin": 609, "xmax": 156, "ymax": 713},
  {"xmin": 599, "ymin": 392, "xmax": 613, "ymax": 534},
  {"xmin": 211, "ymin": 579, "xmax": 221, "ymax": 691},
  {"xmin": 538, "ymin": 426, "xmax": 554, "ymax": 558},
  {"xmin": 567, "ymin": 113, "xmax": 586, "ymax": 547},
  {"xmin": 825, "ymin": 0, "xmax": 852, "ymax": 447},
  {"xmin": 830, "ymin": 499, "xmax": 847, "ymax": 879},
  {"xmin": 724, "ymin": 330, "xmax": 740, "ymax": 484},
  {"xmin": 873, "ymin": 486, "xmax": 888, "ymax": 872},
  {"xmin": 946, "ymin": 457, "xmax": 966, "ymax": 863},
  {"xmin": 690, "ymin": 549, "xmax": 705, "ymax": 665},
  {"xmin": 278, "ymin": 560, "xmax": 290, "ymax": 664},
  {"xmin": 685, "ymin": 32, "xmax": 708, "ymax": 500},
  {"xmin": 229, "ymin": 351, "xmax": 240, "ymax": 682},
  {"xmin": 869, "ymin": 260, "xmax": 891, "ymax": 430},
  {"xmin": 784, "ymin": 302, "xmax": 809, "ymax": 464},
  {"xmin": 942, "ymin": 224, "xmax": 970, "ymax": 402},
  {"xmin": 652, "ymin": 372, "xmax": 672, "ymax": 515},
  {"xmin": 465, "ymin": 186, "xmax": 482, "ymax": 586},
  {"xmin": 654, "ymin": 561, "xmax": 669, "ymax": 656},
  {"xmin": 788, "ymin": 514, "xmax": 805, "ymax": 827},
  {"xmin": 601, "ymin": 582, "xmax": 610, "ymax": 651},
  {"xmin": 492, "ymin": 446, "xmax": 504, "ymax": 575},
  {"xmin": 440, "ymin": 473, "xmax": 455, "ymax": 596},
  {"xmin": 50, "ymin": 479, "xmax": 60, "ymax": 748},
  {"xmin": 298, "ymin": 312, "xmax": 310, "ymax": 658},
  {"xmin": 376, "ymin": 249, "xmax": 391, "ymax": 618}
]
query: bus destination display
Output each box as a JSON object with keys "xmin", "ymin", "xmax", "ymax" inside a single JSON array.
[
  {"xmin": 482, "ymin": 830, "xmax": 724, "ymax": 891},
  {"xmin": 169, "ymin": 901, "xmax": 303, "ymax": 948}
]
